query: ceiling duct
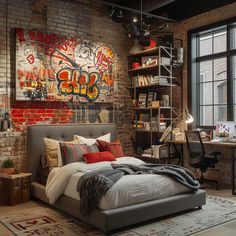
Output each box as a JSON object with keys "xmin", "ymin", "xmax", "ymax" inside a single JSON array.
[{"xmin": 100, "ymin": 0, "xmax": 176, "ymax": 22}]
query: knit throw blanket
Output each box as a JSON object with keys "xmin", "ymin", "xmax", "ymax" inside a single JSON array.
[
  {"xmin": 77, "ymin": 167, "xmax": 124, "ymax": 216},
  {"xmin": 77, "ymin": 163, "xmax": 200, "ymax": 216}
]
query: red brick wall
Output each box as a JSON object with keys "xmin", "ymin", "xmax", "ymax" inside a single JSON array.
[
  {"xmin": 11, "ymin": 102, "xmax": 74, "ymax": 131},
  {"xmin": 0, "ymin": 0, "xmax": 133, "ymax": 171}
]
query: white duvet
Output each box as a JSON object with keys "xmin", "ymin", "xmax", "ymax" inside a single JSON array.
[{"xmin": 46, "ymin": 157, "xmax": 190, "ymax": 210}]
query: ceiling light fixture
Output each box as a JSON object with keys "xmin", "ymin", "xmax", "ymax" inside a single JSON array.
[
  {"xmin": 116, "ymin": 9, "xmax": 123, "ymax": 18},
  {"xmin": 132, "ymin": 16, "xmax": 138, "ymax": 23}
]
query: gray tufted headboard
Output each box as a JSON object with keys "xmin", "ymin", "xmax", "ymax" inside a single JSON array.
[{"xmin": 27, "ymin": 123, "xmax": 117, "ymax": 182}]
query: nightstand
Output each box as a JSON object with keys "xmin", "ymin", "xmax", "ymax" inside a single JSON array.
[{"xmin": 0, "ymin": 173, "xmax": 32, "ymax": 205}]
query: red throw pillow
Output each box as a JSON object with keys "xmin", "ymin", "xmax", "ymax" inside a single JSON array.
[
  {"xmin": 96, "ymin": 140, "xmax": 125, "ymax": 158},
  {"xmin": 83, "ymin": 151, "xmax": 116, "ymax": 164}
]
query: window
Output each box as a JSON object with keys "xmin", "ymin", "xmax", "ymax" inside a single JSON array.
[{"xmin": 190, "ymin": 18, "xmax": 236, "ymax": 127}]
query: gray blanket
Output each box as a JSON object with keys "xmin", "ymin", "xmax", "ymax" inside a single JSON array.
[
  {"xmin": 77, "ymin": 163, "xmax": 200, "ymax": 216},
  {"xmin": 77, "ymin": 167, "xmax": 124, "ymax": 216}
]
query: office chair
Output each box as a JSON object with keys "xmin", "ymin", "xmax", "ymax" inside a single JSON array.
[{"xmin": 184, "ymin": 130, "xmax": 220, "ymax": 189}]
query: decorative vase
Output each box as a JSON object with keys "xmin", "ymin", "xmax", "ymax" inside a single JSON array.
[{"xmin": 1, "ymin": 168, "xmax": 16, "ymax": 175}]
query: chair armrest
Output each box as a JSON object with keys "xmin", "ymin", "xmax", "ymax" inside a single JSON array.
[
  {"xmin": 207, "ymin": 151, "xmax": 221, "ymax": 163},
  {"xmin": 210, "ymin": 151, "xmax": 221, "ymax": 156}
]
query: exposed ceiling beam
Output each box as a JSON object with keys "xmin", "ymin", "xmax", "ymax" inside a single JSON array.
[
  {"xmin": 144, "ymin": 0, "xmax": 176, "ymax": 12},
  {"xmin": 100, "ymin": 0, "xmax": 176, "ymax": 22}
]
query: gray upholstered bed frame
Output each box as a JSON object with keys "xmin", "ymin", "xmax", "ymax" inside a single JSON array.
[{"xmin": 28, "ymin": 123, "xmax": 206, "ymax": 233}]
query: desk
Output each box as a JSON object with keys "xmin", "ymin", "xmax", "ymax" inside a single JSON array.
[{"xmin": 167, "ymin": 140, "xmax": 236, "ymax": 195}]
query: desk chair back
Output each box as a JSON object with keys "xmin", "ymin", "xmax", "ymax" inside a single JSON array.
[{"xmin": 184, "ymin": 130, "xmax": 206, "ymax": 166}]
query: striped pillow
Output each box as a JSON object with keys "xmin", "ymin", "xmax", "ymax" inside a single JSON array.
[{"xmin": 59, "ymin": 143, "xmax": 89, "ymax": 165}]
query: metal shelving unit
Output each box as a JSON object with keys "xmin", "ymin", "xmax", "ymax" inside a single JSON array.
[{"xmin": 129, "ymin": 45, "xmax": 181, "ymax": 157}]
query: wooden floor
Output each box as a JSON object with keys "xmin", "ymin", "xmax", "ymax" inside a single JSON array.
[{"xmin": 0, "ymin": 188, "xmax": 236, "ymax": 236}]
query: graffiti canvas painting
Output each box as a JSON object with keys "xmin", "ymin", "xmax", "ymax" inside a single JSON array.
[{"xmin": 15, "ymin": 28, "xmax": 115, "ymax": 102}]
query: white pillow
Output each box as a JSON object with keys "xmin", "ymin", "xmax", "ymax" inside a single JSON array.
[{"xmin": 74, "ymin": 133, "xmax": 111, "ymax": 146}]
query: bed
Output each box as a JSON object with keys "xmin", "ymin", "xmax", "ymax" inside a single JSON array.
[{"xmin": 28, "ymin": 123, "xmax": 206, "ymax": 233}]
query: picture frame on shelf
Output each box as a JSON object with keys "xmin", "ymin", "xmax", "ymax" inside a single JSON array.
[
  {"xmin": 147, "ymin": 91, "xmax": 157, "ymax": 107},
  {"xmin": 138, "ymin": 93, "xmax": 147, "ymax": 108}
]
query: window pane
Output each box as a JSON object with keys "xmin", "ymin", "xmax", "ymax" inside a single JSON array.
[
  {"xmin": 214, "ymin": 58, "xmax": 227, "ymax": 81},
  {"xmin": 232, "ymin": 26, "xmax": 236, "ymax": 50},
  {"xmin": 214, "ymin": 105, "xmax": 227, "ymax": 124},
  {"xmin": 199, "ymin": 33, "xmax": 212, "ymax": 56},
  {"xmin": 200, "ymin": 106, "xmax": 213, "ymax": 126},
  {"xmin": 213, "ymin": 30, "xmax": 226, "ymax": 53},
  {"xmin": 200, "ymin": 60, "xmax": 212, "ymax": 82},
  {"xmin": 214, "ymin": 81, "xmax": 227, "ymax": 105},
  {"xmin": 200, "ymin": 82, "xmax": 212, "ymax": 105}
]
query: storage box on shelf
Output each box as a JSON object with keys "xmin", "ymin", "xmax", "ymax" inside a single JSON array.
[{"xmin": 128, "ymin": 46, "xmax": 182, "ymax": 158}]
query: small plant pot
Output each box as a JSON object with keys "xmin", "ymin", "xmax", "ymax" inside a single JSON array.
[{"xmin": 1, "ymin": 168, "xmax": 16, "ymax": 175}]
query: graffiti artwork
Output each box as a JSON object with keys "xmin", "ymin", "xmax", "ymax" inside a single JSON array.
[{"xmin": 15, "ymin": 29, "xmax": 115, "ymax": 102}]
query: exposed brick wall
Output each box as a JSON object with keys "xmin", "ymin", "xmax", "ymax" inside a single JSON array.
[
  {"xmin": 0, "ymin": 132, "xmax": 26, "ymax": 172},
  {"xmin": 0, "ymin": 0, "xmax": 133, "ymax": 171},
  {"xmin": 172, "ymin": 2, "xmax": 236, "ymax": 186},
  {"xmin": 11, "ymin": 102, "xmax": 74, "ymax": 131}
]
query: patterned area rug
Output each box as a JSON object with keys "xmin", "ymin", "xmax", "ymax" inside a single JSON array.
[{"xmin": 1, "ymin": 196, "xmax": 236, "ymax": 236}]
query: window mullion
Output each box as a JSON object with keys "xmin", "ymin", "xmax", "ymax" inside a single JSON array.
[
  {"xmin": 227, "ymin": 25, "xmax": 233, "ymax": 120},
  {"xmin": 196, "ymin": 35, "xmax": 200, "ymax": 126}
]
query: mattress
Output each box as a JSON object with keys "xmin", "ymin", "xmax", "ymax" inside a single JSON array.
[{"xmin": 63, "ymin": 157, "xmax": 190, "ymax": 210}]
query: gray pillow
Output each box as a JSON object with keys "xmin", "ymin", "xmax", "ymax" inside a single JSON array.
[{"xmin": 88, "ymin": 144, "xmax": 99, "ymax": 153}]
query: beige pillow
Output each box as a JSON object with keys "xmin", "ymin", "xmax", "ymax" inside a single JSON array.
[
  {"xmin": 74, "ymin": 133, "xmax": 111, "ymax": 146},
  {"xmin": 43, "ymin": 138, "xmax": 79, "ymax": 168}
]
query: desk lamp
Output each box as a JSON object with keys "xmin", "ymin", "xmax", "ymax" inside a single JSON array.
[{"xmin": 159, "ymin": 107, "xmax": 194, "ymax": 143}]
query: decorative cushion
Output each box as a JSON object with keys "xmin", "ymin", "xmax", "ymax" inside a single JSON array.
[
  {"xmin": 96, "ymin": 140, "xmax": 125, "ymax": 158},
  {"xmin": 83, "ymin": 151, "xmax": 116, "ymax": 164},
  {"xmin": 87, "ymin": 144, "xmax": 99, "ymax": 153},
  {"xmin": 74, "ymin": 133, "xmax": 111, "ymax": 146},
  {"xmin": 59, "ymin": 143, "xmax": 89, "ymax": 165},
  {"xmin": 43, "ymin": 138, "xmax": 78, "ymax": 168}
]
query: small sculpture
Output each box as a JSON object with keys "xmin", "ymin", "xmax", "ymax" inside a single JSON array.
[{"xmin": 1, "ymin": 112, "xmax": 14, "ymax": 132}]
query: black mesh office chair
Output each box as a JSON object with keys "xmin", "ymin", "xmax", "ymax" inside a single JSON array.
[{"xmin": 184, "ymin": 130, "xmax": 220, "ymax": 189}]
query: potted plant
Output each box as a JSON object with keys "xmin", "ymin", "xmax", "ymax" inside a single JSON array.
[{"xmin": 1, "ymin": 159, "xmax": 15, "ymax": 175}]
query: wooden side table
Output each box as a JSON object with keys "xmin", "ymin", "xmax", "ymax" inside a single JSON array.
[{"xmin": 0, "ymin": 173, "xmax": 32, "ymax": 205}]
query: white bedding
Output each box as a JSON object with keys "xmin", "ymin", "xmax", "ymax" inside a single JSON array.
[{"xmin": 46, "ymin": 157, "xmax": 190, "ymax": 210}]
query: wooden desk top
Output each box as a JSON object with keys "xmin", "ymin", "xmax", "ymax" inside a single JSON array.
[{"xmin": 166, "ymin": 139, "xmax": 236, "ymax": 147}]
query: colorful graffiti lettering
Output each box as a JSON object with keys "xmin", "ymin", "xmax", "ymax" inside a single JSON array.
[
  {"xmin": 17, "ymin": 68, "xmax": 55, "ymax": 83},
  {"xmin": 27, "ymin": 54, "xmax": 35, "ymax": 64},
  {"xmin": 95, "ymin": 45, "xmax": 114, "ymax": 72},
  {"xmin": 56, "ymin": 68, "xmax": 100, "ymax": 101},
  {"xmin": 15, "ymin": 28, "xmax": 115, "ymax": 102}
]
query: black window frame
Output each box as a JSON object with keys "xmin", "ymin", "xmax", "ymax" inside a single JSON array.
[{"xmin": 188, "ymin": 16, "xmax": 236, "ymax": 129}]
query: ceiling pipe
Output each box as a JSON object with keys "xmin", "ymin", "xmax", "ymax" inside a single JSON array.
[
  {"xmin": 100, "ymin": 0, "xmax": 176, "ymax": 22},
  {"xmin": 144, "ymin": 0, "xmax": 176, "ymax": 12}
]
